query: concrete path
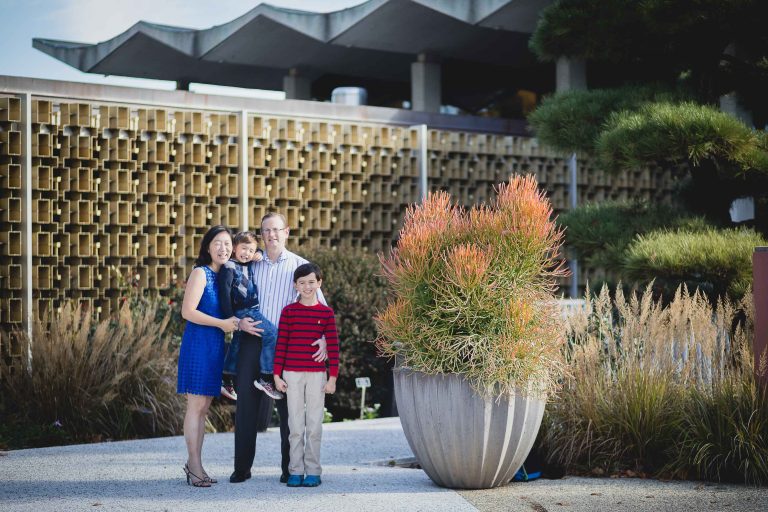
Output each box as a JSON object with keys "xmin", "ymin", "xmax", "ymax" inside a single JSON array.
[{"xmin": 1, "ymin": 417, "xmax": 766, "ymax": 511}]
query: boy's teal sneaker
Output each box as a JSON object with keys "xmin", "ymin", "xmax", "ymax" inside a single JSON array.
[
  {"xmin": 302, "ymin": 475, "xmax": 321, "ymax": 487},
  {"xmin": 286, "ymin": 475, "xmax": 303, "ymax": 487}
]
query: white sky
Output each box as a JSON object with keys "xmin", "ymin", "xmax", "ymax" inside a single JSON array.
[{"xmin": 0, "ymin": 0, "xmax": 363, "ymax": 98}]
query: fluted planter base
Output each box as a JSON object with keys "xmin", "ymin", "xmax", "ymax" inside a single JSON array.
[{"xmin": 393, "ymin": 368, "xmax": 546, "ymax": 489}]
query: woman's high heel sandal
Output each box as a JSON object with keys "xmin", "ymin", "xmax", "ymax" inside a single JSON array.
[
  {"xmin": 185, "ymin": 462, "xmax": 217, "ymax": 484},
  {"xmin": 184, "ymin": 462, "xmax": 219, "ymax": 484},
  {"xmin": 183, "ymin": 464, "xmax": 212, "ymax": 488}
]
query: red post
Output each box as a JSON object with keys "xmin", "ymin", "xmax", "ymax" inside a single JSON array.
[{"xmin": 754, "ymin": 247, "xmax": 768, "ymax": 388}]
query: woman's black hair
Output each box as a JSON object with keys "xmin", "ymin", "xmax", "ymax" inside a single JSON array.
[
  {"xmin": 293, "ymin": 262, "xmax": 322, "ymax": 282},
  {"xmin": 194, "ymin": 225, "xmax": 233, "ymax": 267}
]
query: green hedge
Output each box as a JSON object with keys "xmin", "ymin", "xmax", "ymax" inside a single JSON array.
[
  {"xmin": 304, "ymin": 248, "xmax": 392, "ymax": 419},
  {"xmin": 624, "ymin": 227, "xmax": 766, "ymax": 299}
]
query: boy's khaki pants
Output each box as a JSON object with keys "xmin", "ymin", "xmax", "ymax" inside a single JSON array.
[{"xmin": 283, "ymin": 371, "xmax": 327, "ymax": 476}]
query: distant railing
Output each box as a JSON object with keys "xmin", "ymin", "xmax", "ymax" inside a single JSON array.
[{"xmin": 557, "ymin": 298, "xmax": 587, "ymax": 319}]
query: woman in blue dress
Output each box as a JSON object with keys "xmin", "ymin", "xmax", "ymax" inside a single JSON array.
[{"xmin": 177, "ymin": 225, "xmax": 240, "ymax": 487}]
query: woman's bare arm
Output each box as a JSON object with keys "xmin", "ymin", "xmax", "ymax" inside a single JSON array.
[{"xmin": 182, "ymin": 267, "xmax": 238, "ymax": 333}]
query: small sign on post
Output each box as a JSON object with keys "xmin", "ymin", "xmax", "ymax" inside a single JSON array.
[{"xmin": 356, "ymin": 377, "xmax": 371, "ymax": 419}]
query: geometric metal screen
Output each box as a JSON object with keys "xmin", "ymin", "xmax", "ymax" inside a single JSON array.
[{"xmin": 0, "ymin": 90, "xmax": 676, "ymax": 343}]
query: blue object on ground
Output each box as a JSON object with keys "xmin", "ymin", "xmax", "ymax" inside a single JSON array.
[
  {"xmin": 302, "ymin": 475, "xmax": 321, "ymax": 487},
  {"xmin": 513, "ymin": 465, "xmax": 542, "ymax": 482}
]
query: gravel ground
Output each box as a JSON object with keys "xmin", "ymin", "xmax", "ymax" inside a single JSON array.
[
  {"xmin": 2, "ymin": 417, "xmax": 766, "ymax": 512},
  {"xmin": 459, "ymin": 475, "xmax": 768, "ymax": 512}
]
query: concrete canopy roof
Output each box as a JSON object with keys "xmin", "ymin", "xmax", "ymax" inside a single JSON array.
[{"xmin": 33, "ymin": 0, "xmax": 554, "ymax": 110}]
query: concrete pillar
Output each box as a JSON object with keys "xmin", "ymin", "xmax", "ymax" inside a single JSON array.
[
  {"xmin": 720, "ymin": 93, "xmax": 754, "ymax": 127},
  {"xmin": 754, "ymin": 247, "xmax": 768, "ymax": 389},
  {"xmin": 283, "ymin": 68, "xmax": 311, "ymax": 100},
  {"xmin": 720, "ymin": 44, "xmax": 754, "ymax": 126},
  {"xmin": 555, "ymin": 56, "xmax": 586, "ymax": 297},
  {"xmin": 555, "ymin": 56, "xmax": 587, "ymax": 93},
  {"xmin": 21, "ymin": 93, "xmax": 33, "ymax": 372},
  {"xmin": 411, "ymin": 54, "xmax": 441, "ymax": 113}
]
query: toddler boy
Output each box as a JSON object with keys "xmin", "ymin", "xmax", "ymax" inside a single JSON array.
[{"xmin": 218, "ymin": 231, "xmax": 282, "ymax": 401}]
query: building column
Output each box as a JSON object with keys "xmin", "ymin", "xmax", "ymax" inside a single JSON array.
[
  {"xmin": 555, "ymin": 56, "xmax": 587, "ymax": 93},
  {"xmin": 283, "ymin": 68, "xmax": 311, "ymax": 100},
  {"xmin": 555, "ymin": 56, "xmax": 586, "ymax": 297},
  {"xmin": 411, "ymin": 54, "xmax": 441, "ymax": 113},
  {"xmin": 719, "ymin": 44, "xmax": 754, "ymax": 126},
  {"xmin": 720, "ymin": 94, "xmax": 753, "ymax": 126}
]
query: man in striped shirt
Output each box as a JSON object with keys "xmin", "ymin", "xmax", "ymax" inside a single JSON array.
[
  {"xmin": 274, "ymin": 262, "xmax": 339, "ymax": 487},
  {"xmin": 231, "ymin": 212, "xmax": 327, "ymax": 484}
]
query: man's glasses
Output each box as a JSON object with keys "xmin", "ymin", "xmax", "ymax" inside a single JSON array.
[{"xmin": 261, "ymin": 227, "xmax": 286, "ymax": 235}]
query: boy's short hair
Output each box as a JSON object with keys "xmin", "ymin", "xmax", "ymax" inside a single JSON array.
[
  {"xmin": 233, "ymin": 231, "xmax": 258, "ymax": 246},
  {"xmin": 294, "ymin": 262, "xmax": 322, "ymax": 282}
]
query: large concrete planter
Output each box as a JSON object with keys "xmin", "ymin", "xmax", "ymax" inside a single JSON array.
[{"xmin": 393, "ymin": 368, "xmax": 546, "ymax": 489}]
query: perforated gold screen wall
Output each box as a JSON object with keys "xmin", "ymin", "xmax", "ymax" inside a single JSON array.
[{"xmin": 0, "ymin": 93, "xmax": 675, "ymax": 342}]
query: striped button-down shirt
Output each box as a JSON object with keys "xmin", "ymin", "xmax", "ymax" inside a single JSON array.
[{"xmin": 251, "ymin": 249, "xmax": 326, "ymax": 326}]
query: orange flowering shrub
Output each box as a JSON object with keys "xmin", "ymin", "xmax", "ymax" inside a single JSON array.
[{"xmin": 376, "ymin": 175, "xmax": 568, "ymax": 398}]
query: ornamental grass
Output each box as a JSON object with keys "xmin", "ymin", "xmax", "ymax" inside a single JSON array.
[
  {"xmin": 545, "ymin": 283, "xmax": 768, "ymax": 484},
  {"xmin": 0, "ymin": 298, "xmax": 185, "ymax": 446},
  {"xmin": 375, "ymin": 175, "xmax": 568, "ymax": 398}
]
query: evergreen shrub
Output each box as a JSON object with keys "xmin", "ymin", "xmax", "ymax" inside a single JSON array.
[
  {"xmin": 597, "ymin": 102, "xmax": 768, "ymax": 176},
  {"xmin": 528, "ymin": 86, "xmax": 686, "ymax": 154},
  {"xmin": 624, "ymin": 227, "xmax": 766, "ymax": 299},
  {"xmin": 558, "ymin": 200, "xmax": 708, "ymax": 270}
]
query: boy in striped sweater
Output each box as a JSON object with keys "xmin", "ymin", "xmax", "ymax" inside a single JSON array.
[{"xmin": 273, "ymin": 262, "xmax": 339, "ymax": 488}]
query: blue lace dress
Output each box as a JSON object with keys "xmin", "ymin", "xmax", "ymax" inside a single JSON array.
[{"xmin": 177, "ymin": 266, "xmax": 226, "ymax": 396}]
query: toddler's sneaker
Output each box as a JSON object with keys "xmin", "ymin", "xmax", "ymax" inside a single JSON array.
[
  {"xmin": 254, "ymin": 378, "xmax": 284, "ymax": 400},
  {"xmin": 220, "ymin": 384, "xmax": 237, "ymax": 401}
]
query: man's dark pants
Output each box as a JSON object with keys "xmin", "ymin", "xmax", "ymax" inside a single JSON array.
[{"xmin": 234, "ymin": 335, "xmax": 289, "ymax": 477}]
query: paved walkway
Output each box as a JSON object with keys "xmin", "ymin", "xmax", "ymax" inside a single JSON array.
[{"xmin": 2, "ymin": 417, "xmax": 766, "ymax": 511}]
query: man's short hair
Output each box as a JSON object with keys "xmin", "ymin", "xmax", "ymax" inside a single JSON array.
[
  {"xmin": 294, "ymin": 262, "xmax": 322, "ymax": 282},
  {"xmin": 261, "ymin": 212, "xmax": 287, "ymax": 227}
]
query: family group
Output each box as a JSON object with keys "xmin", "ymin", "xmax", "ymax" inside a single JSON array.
[{"xmin": 176, "ymin": 212, "xmax": 340, "ymax": 489}]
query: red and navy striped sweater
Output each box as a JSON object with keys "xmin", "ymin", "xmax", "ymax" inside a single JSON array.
[{"xmin": 273, "ymin": 302, "xmax": 339, "ymax": 378}]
